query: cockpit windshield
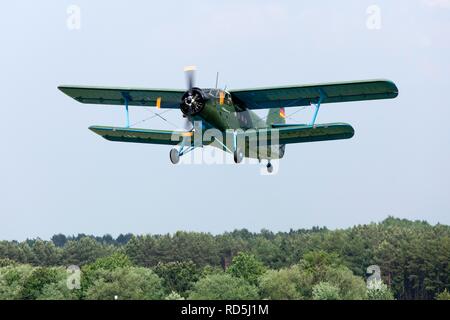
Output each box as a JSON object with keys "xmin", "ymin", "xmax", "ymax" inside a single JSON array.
[
  {"xmin": 202, "ymin": 89, "xmax": 220, "ymax": 98},
  {"xmin": 203, "ymin": 89, "xmax": 233, "ymax": 105}
]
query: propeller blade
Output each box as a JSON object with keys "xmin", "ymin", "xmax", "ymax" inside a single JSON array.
[
  {"xmin": 183, "ymin": 116, "xmax": 193, "ymax": 130},
  {"xmin": 184, "ymin": 65, "xmax": 196, "ymax": 90}
]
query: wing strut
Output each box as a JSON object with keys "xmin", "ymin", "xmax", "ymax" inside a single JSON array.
[
  {"xmin": 121, "ymin": 92, "xmax": 131, "ymax": 128},
  {"xmin": 310, "ymin": 89, "xmax": 327, "ymax": 126}
]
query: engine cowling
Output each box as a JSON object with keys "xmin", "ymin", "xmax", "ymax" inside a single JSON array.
[{"xmin": 180, "ymin": 88, "xmax": 206, "ymax": 116}]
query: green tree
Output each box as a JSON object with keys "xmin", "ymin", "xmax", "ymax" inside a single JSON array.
[
  {"xmin": 0, "ymin": 242, "xmax": 18, "ymax": 262},
  {"xmin": 20, "ymin": 267, "xmax": 60, "ymax": 300},
  {"xmin": 249, "ymin": 236, "xmax": 285, "ymax": 269},
  {"xmin": 189, "ymin": 273, "xmax": 259, "ymax": 300},
  {"xmin": 85, "ymin": 267, "xmax": 165, "ymax": 300},
  {"xmin": 124, "ymin": 235, "xmax": 157, "ymax": 267},
  {"xmin": 116, "ymin": 233, "xmax": 133, "ymax": 245},
  {"xmin": 0, "ymin": 258, "xmax": 17, "ymax": 267},
  {"xmin": 366, "ymin": 279, "xmax": 395, "ymax": 300},
  {"xmin": 30, "ymin": 240, "xmax": 61, "ymax": 266},
  {"xmin": 81, "ymin": 252, "xmax": 133, "ymax": 295},
  {"xmin": 201, "ymin": 265, "xmax": 224, "ymax": 277},
  {"xmin": 153, "ymin": 261, "xmax": 200, "ymax": 295},
  {"xmin": 312, "ymin": 282, "xmax": 341, "ymax": 300},
  {"xmin": 227, "ymin": 252, "xmax": 266, "ymax": 285},
  {"xmin": 125, "ymin": 232, "xmax": 219, "ymax": 268},
  {"xmin": 436, "ymin": 289, "xmax": 450, "ymax": 300},
  {"xmin": 51, "ymin": 234, "xmax": 68, "ymax": 247},
  {"xmin": 0, "ymin": 242, "xmax": 38, "ymax": 265},
  {"xmin": 324, "ymin": 266, "xmax": 367, "ymax": 300},
  {"xmin": 34, "ymin": 267, "xmax": 79, "ymax": 300},
  {"xmin": 295, "ymin": 251, "xmax": 367, "ymax": 299},
  {"xmin": 0, "ymin": 265, "xmax": 34, "ymax": 299},
  {"xmin": 165, "ymin": 291, "xmax": 185, "ymax": 300},
  {"xmin": 169, "ymin": 232, "xmax": 219, "ymax": 266},
  {"xmin": 299, "ymin": 251, "xmax": 342, "ymax": 283},
  {"xmin": 38, "ymin": 281, "xmax": 78, "ymax": 300},
  {"xmin": 86, "ymin": 252, "xmax": 132, "ymax": 270},
  {"xmin": 258, "ymin": 267, "xmax": 305, "ymax": 300},
  {"xmin": 216, "ymin": 233, "xmax": 248, "ymax": 269},
  {"xmin": 62, "ymin": 237, "xmax": 114, "ymax": 266}
]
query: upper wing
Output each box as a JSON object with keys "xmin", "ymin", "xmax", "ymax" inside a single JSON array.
[
  {"xmin": 58, "ymin": 85, "xmax": 184, "ymax": 109},
  {"xmin": 229, "ymin": 79, "xmax": 398, "ymax": 109},
  {"xmin": 89, "ymin": 126, "xmax": 193, "ymax": 145}
]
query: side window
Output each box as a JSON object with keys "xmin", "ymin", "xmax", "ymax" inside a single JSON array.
[{"xmin": 225, "ymin": 93, "xmax": 232, "ymax": 105}]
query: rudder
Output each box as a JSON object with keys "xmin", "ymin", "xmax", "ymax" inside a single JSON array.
[{"xmin": 266, "ymin": 108, "xmax": 286, "ymax": 159}]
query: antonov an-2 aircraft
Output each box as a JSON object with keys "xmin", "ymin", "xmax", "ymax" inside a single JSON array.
[{"xmin": 58, "ymin": 67, "xmax": 398, "ymax": 173}]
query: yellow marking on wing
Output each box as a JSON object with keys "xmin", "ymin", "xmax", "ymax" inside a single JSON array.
[{"xmin": 156, "ymin": 97, "xmax": 162, "ymax": 109}]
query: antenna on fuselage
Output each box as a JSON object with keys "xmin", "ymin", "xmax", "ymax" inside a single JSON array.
[{"xmin": 215, "ymin": 72, "xmax": 219, "ymax": 89}]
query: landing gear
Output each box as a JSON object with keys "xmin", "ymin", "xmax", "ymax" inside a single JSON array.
[
  {"xmin": 170, "ymin": 144, "xmax": 194, "ymax": 164},
  {"xmin": 169, "ymin": 148, "xmax": 180, "ymax": 164},
  {"xmin": 266, "ymin": 161, "xmax": 273, "ymax": 174},
  {"xmin": 232, "ymin": 130, "xmax": 244, "ymax": 164},
  {"xmin": 234, "ymin": 148, "xmax": 244, "ymax": 164}
]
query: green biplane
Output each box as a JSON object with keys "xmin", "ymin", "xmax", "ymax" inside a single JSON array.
[{"xmin": 59, "ymin": 67, "xmax": 398, "ymax": 173}]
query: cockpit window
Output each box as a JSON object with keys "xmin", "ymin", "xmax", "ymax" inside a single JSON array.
[
  {"xmin": 225, "ymin": 93, "xmax": 232, "ymax": 105},
  {"xmin": 202, "ymin": 89, "xmax": 232, "ymax": 104},
  {"xmin": 203, "ymin": 89, "xmax": 220, "ymax": 98}
]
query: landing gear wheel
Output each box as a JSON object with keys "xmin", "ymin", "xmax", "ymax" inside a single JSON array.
[
  {"xmin": 234, "ymin": 148, "xmax": 244, "ymax": 164},
  {"xmin": 267, "ymin": 162, "xmax": 273, "ymax": 174},
  {"xmin": 170, "ymin": 148, "xmax": 180, "ymax": 164}
]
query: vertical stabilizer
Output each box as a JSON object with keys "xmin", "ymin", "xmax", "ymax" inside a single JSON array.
[{"xmin": 266, "ymin": 107, "xmax": 286, "ymax": 126}]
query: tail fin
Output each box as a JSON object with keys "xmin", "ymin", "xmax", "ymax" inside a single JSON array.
[{"xmin": 266, "ymin": 107, "xmax": 286, "ymax": 126}]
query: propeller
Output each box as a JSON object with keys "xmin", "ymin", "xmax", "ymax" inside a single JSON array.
[
  {"xmin": 182, "ymin": 66, "xmax": 195, "ymax": 130},
  {"xmin": 183, "ymin": 116, "xmax": 193, "ymax": 130},
  {"xmin": 180, "ymin": 65, "xmax": 206, "ymax": 122},
  {"xmin": 184, "ymin": 65, "xmax": 196, "ymax": 91}
]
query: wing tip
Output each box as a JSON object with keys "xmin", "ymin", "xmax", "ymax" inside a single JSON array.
[
  {"xmin": 380, "ymin": 79, "xmax": 399, "ymax": 97},
  {"xmin": 57, "ymin": 85, "xmax": 70, "ymax": 91},
  {"xmin": 57, "ymin": 85, "xmax": 75, "ymax": 97},
  {"xmin": 88, "ymin": 125, "xmax": 103, "ymax": 135}
]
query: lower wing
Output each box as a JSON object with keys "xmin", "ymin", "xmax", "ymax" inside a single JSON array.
[
  {"xmin": 238, "ymin": 123, "xmax": 355, "ymax": 145},
  {"xmin": 89, "ymin": 123, "xmax": 353, "ymax": 147},
  {"xmin": 89, "ymin": 126, "xmax": 193, "ymax": 145}
]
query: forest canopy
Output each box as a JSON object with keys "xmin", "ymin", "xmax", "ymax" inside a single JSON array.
[{"xmin": 0, "ymin": 217, "xmax": 449, "ymax": 300}]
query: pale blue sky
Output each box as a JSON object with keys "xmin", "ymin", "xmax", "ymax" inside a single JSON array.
[{"xmin": 1, "ymin": 1, "xmax": 449, "ymax": 240}]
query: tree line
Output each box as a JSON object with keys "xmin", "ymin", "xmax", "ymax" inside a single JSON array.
[{"xmin": 0, "ymin": 217, "xmax": 449, "ymax": 300}]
